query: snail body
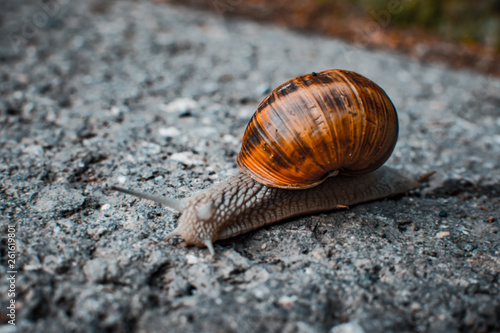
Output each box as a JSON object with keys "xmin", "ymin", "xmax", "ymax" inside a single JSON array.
[
  {"xmin": 111, "ymin": 70, "xmax": 419, "ymax": 254},
  {"xmin": 111, "ymin": 167, "xmax": 417, "ymax": 254}
]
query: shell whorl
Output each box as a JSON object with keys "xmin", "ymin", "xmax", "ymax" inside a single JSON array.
[{"xmin": 237, "ymin": 69, "xmax": 399, "ymax": 189}]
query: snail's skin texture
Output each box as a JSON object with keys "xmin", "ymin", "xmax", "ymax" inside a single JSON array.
[{"xmin": 112, "ymin": 166, "xmax": 418, "ymax": 255}]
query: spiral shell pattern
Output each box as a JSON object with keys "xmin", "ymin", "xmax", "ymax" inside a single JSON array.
[{"xmin": 237, "ymin": 69, "xmax": 398, "ymax": 189}]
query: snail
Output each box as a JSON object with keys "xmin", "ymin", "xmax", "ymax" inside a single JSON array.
[{"xmin": 111, "ymin": 69, "xmax": 420, "ymax": 255}]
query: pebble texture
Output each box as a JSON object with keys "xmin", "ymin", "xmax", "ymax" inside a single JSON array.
[{"xmin": 1, "ymin": 1, "xmax": 499, "ymax": 332}]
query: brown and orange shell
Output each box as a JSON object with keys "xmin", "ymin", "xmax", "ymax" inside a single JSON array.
[{"xmin": 237, "ymin": 69, "xmax": 399, "ymax": 189}]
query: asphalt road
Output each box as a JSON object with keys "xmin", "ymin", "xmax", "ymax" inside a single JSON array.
[{"xmin": 1, "ymin": 1, "xmax": 499, "ymax": 332}]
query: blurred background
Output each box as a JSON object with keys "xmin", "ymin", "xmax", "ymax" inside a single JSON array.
[{"xmin": 161, "ymin": 0, "xmax": 500, "ymax": 76}]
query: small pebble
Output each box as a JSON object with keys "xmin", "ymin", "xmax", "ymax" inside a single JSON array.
[
  {"xmin": 256, "ymin": 83, "xmax": 271, "ymax": 96},
  {"xmin": 170, "ymin": 151, "xmax": 205, "ymax": 166},
  {"xmin": 159, "ymin": 126, "xmax": 181, "ymax": 137},
  {"xmin": 110, "ymin": 106, "xmax": 121, "ymax": 116},
  {"xmin": 186, "ymin": 254, "xmax": 200, "ymax": 264},
  {"xmin": 435, "ymin": 231, "xmax": 450, "ymax": 239},
  {"xmin": 277, "ymin": 295, "xmax": 298, "ymax": 310},
  {"xmin": 140, "ymin": 142, "xmax": 162, "ymax": 155},
  {"xmin": 438, "ymin": 210, "xmax": 448, "ymax": 217},
  {"xmin": 161, "ymin": 97, "xmax": 198, "ymax": 114},
  {"xmin": 116, "ymin": 175, "xmax": 127, "ymax": 184},
  {"xmin": 330, "ymin": 322, "xmax": 365, "ymax": 333},
  {"xmin": 462, "ymin": 243, "xmax": 476, "ymax": 252},
  {"xmin": 23, "ymin": 144, "xmax": 44, "ymax": 156}
]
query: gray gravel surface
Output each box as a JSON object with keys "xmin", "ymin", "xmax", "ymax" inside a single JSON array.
[{"xmin": 1, "ymin": 1, "xmax": 499, "ymax": 332}]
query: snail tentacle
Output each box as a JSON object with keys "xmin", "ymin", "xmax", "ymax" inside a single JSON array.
[
  {"xmin": 164, "ymin": 228, "xmax": 180, "ymax": 241},
  {"xmin": 111, "ymin": 185, "xmax": 186, "ymax": 212},
  {"xmin": 203, "ymin": 240, "xmax": 215, "ymax": 256}
]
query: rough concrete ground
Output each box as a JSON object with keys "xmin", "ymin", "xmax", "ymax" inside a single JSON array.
[{"xmin": 0, "ymin": 1, "xmax": 499, "ymax": 332}]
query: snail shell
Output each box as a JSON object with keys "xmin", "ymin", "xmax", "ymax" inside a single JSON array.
[{"xmin": 237, "ymin": 69, "xmax": 398, "ymax": 189}]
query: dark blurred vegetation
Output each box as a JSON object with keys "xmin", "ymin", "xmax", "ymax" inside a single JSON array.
[
  {"xmin": 348, "ymin": 0, "xmax": 500, "ymax": 49},
  {"xmin": 160, "ymin": 0, "xmax": 500, "ymax": 75}
]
